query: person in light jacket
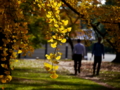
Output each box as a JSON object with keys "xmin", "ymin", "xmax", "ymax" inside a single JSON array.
[{"xmin": 73, "ymin": 39, "xmax": 85, "ymax": 75}]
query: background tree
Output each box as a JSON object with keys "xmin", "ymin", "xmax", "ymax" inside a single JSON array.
[
  {"xmin": 21, "ymin": 0, "xmax": 48, "ymax": 49},
  {"xmin": 61, "ymin": 0, "xmax": 120, "ymax": 63}
]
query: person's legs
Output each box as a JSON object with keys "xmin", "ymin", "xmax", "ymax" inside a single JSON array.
[
  {"xmin": 93, "ymin": 56, "xmax": 97, "ymax": 75},
  {"xmin": 78, "ymin": 54, "xmax": 82, "ymax": 73},
  {"xmin": 97, "ymin": 56, "xmax": 102, "ymax": 75},
  {"xmin": 74, "ymin": 54, "xmax": 77, "ymax": 75}
]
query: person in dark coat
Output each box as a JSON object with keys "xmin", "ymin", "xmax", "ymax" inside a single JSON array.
[{"xmin": 91, "ymin": 37, "xmax": 105, "ymax": 76}]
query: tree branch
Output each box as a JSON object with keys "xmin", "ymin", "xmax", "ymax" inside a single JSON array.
[{"xmin": 61, "ymin": 0, "xmax": 84, "ymax": 18}]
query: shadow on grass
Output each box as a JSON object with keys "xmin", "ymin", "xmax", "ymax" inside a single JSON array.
[
  {"xmin": 4, "ymin": 78, "xmax": 110, "ymax": 90},
  {"xmin": 1, "ymin": 68, "xmax": 111, "ymax": 90}
]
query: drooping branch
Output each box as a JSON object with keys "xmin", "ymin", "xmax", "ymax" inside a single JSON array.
[{"xmin": 61, "ymin": 0, "xmax": 84, "ymax": 19}]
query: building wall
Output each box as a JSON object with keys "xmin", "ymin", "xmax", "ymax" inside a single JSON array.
[{"xmin": 22, "ymin": 43, "xmax": 73, "ymax": 59}]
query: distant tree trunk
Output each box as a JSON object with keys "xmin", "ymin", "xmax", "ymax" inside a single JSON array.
[
  {"xmin": 112, "ymin": 52, "xmax": 120, "ymax": 63},
  {"xmin": 67, "ymin": 37, "xmax": 74, "ymax": 52},
  {"xmin": 67, "ymin": 37, "xmax": 74, "ymax": 59},
  {"xmin": 17, "ymin": 48, "xmax": 21, "ymax": 59},
  {"xmin": 17, "ymin": 54, "xmax": 21, "ymax": 59}
]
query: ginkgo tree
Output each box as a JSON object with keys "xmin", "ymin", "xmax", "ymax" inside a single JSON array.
[
  {"xmin": 0, "ymin": 0, "xmax": 35, "ymax": 83},
  {"xmin": 61, "ymin": 0, "xmax": 120, "ymax": 63},
  {"xmin": 0, "ymin": 0, "xmax": 72, "ymax": 84}
]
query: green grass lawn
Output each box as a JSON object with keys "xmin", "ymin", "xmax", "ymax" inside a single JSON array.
[
  {"xmin": 0, "ymin": 60, "xmax": 110, "ymax": 90},
  {"xmin": 100, "ymin": 68, "xmax": 120, "ymax": 89}
]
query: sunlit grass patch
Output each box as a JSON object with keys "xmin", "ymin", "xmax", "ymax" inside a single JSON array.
[{"xmin": 0, "ymin": 60, "xmax": 109, "ymax": 90}]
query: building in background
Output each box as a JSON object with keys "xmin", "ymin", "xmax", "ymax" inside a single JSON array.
[{"xmin": 21, "ymin": 29, "xmax": 95, "ymax": 60}]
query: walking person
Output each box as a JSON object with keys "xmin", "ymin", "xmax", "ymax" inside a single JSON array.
[
  {"xmin": 91, "ymin": 37, "xmax": 105, "ymax": 76},
  {"xmin": 73, "ymin": 39, "xmax": 85, "ymax": 75}
]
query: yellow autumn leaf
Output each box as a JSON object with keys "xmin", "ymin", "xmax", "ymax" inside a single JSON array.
[
  {"xmin": 49, "ymin": 53, "xmax": 56, "ymax": 59},
  {"xmin": 6, "ymin": 75, "xmax": 12, "ymax": 81},
  {"xmin": 37, "ymin": 4, "xmax": 41, "ymax": 8},
  {"xmin": 0, "ymin": 75, "xmax": 4, "ymax": 78},
  {"xmin": 49, "ymin": 71, "xmax": 56, "ymax": 74},
  {"xmin": 1, "ymin": 87, "xmax": 5, "ymax": 90},
  {"xmin": 52, "ymin": 35, "xmax": 56, "ymax": 39},
  {"xmin": 61, "ymin": 39, "xmax": 66, "ymax": 43},
  {"xmin": 62, "ymin": 20, "xmax": 68, "ymax": 26},
  {"xmin": 54, "ymin": 7, "xmax": 59, "ymax": 10},
  {"xmin": 59, "ymin": 26, "xmax": 64, "ymax": 31},
  {"xmin": 46, "ymin": 56, "xmax": 51, "ymax": 60},
  {"xmin": 13, "ymin": 40, "xmax": 16, "ymax": 42},
  {"xmin": 56, "ymin": 10, "xmax": 60, "ymax": 14},
  {"xmin": 44, "ymin": 62, "xmax": 52, "ymax": 67},
  {"xmin": 4, "ymin": 48, "xmax": 8, "ymax": 51},
  {"xmin": 13, "ymin": 52, "xmax": 17, "ymax": 58},
  {"xmin": 58, "ymin": 2, "xmax": 62, "ymax": 7},
  {"xmin": 48, "ymin": 39, "xmax": 54, "ymax": 42},
  {"xmin": 11, "ymin": 66, "xmax": 14, "ymax": 70},
  {"xmin": 58, "ymin": 52, "xmax": 62, "ymax": 55},
  {"xmin": 67, "ymin": 27, "xmax": 72, "ymax": 32},
  {"xmin": 0, "ymin": 46, "xmax": 2, "ymax": 50},
  {"xmin": 55, "ymin": 56, "xmax": 61, "ymax": 60},
  {"xmin": 1, "ymin": 53, "xmax": 8, "ymax": 57},
  {"xmin": 45, "ymin": 54, "xmax": 51, "ymax": 60},
  {"xmin": 44, "ymin": 66, "xmax": 51, "ymax": 71},
  {"xmin": 53, "ymin": 2, "xmax": 57, "ymax": 6},
  {"xmin": 53, "ymin": 66, "xmax": 59, "ymax": 70},
  {"xmin": 1, "ymin": 79, "xmax": 6, "ymax": 83},
  {"xmin": 61, "ymin": 30, "xmax": 67, "ymax": 33},
  {"xmin": 1, "ymin": 64, "xmax": 8, "ymax": 69},
  {"xmin": 18, "ymin": 1, "xmax": 21, "ymax": 4},
  {"xmin": 15, "ymin": 59, "xmax": 19, "ymax": 62},
  {"xmin": 50, "ymin": 73, "xmax": 58, "ymax": 79},
  {"xmin": 44, "ymin": 63, "xmax": 52, "ymax": 71},
  {"xmin": 1, "ymin": 57, "xmax": 6, "ymax": 61},
  {"xmin": 46, "ymin": 14, "xmax": 51, "ymax": 18},
  {"xmin": 4, "ymin": 71, "xmax": 10, "ymax": 75},
  {"xmin": 54, "ymin": 24, "xmax": 59, "ymax": 27},
  {"xmin": 35, "ymin": 0, "xmax": 38, "ymax": 2},
  {"xmin": 52, "ymin": 61, "xmax": 59, "ymax": 64},
  {"xmin": 18, "ymin": 50, "xmax": 22, "ymax": 54},
  {"xmin": 50, "ymin": 42, "xmax": 57, "ymax": 48}
]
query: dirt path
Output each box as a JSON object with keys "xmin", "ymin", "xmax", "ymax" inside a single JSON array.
[{"xmin": 59, "ymin": 60, "xmax": 117, "ymax": 90}]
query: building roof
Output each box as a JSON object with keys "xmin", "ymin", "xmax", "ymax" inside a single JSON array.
[{"xmin": 72, "ymin": 29, "xmax": 95, "ymax": 40}]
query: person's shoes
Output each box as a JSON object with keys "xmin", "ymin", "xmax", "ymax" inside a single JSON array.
[
  {"xmin": 72, "ymin": 73, "xmax": 77, "ymax": 76},
  {"xmin": 78, "ymin": 69, "xmax": 80, "ymax": 73},
  {"xmin": 96, "ymin": 73, "xmax": 99, "ymax": 76},
  {"xmin": 74, "ymin": 70, "xmax": 78, "ymax": 75},
  {"xmin": 92, "ymin": 73, "xmax": 95, "ymax": 76},
  {"xmin": 74, "ymin": 72, "xmax": 77, "ymax": 75}
]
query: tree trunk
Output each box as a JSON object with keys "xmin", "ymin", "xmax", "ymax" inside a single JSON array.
[
  {"xmin": 0, "ymin": 32, "xmax": 12, "ymax": 75},
  {"xmin": 112, "ymin": 52, "xmax": 120, "ymax": 63}
]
